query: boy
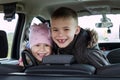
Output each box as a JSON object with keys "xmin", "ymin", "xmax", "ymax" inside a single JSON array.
[{"xmin": 50, "ymin": 7, "xmax": 110, "ymax": 68}]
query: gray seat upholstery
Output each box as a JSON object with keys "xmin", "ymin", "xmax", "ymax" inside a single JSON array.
[
  {"xmin": 107, "ymin": 48, "xmax": 120, "ymax": 63},
  {"xmin": 25, "ymin": 55, "xmax": 96, "ymax": 75},
  {"xmin": 0, "ymin": 30, "xmax": 8, "ymax": 58},
  {"xmin": 97, "ymin": 64, "xmax": 120, "ymax": 76}
]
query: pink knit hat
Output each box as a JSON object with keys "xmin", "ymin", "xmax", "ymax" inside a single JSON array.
[{"xmin": 29, "ymin": 23, "xmax": 51, "ymax": 48}]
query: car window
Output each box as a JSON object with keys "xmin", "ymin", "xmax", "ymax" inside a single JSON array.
[
  {"xmin": 31, "ymin": 17, "xmax": 42, "ymax": 25},
  {"xmin": 78, "ymin": 14, "xmax": 120, "ymax": 43},
  {"xmin": 0, "ymin": 13, "xmax": 18, "ymax": 58}
]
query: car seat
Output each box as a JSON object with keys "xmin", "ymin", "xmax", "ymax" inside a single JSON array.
[
  {"xmin": 0, "ymin": 30, "xmax": 23, "ymax": 74},
  {"xmin": 21, "ymin": 49, "xmax": 96, "ymax": 75},
  {"xmin": 97, "ymin": 63, "xmax": 120, "ymax": 77},
  {"xmin": 0, "ymin": 30, "xmax": 8, "ymax": 58},
  {"xmin": 107, "ymin": 48, "xmax": 120, "ymax": 63}
]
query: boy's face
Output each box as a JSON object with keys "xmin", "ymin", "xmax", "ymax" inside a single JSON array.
[
  {"xmin": 31, "ymin": 43, "xmax": 51, "ymax": 61},
  {"xmin": 51, "ymin": 18, "xmax": 80, "ymax": 48}
]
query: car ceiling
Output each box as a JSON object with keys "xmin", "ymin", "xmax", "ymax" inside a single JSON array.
[{"xmin": 0, "ymin": 0, "xmax": 120, "ymax": 19}]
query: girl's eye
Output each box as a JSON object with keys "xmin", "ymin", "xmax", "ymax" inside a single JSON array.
[
  {"xmin": 36, "ymin": 44, "xmax": 40, "ymax": 47},
  {"xmin": 45, "ymin": 44, "xmax": 49, "ymax": 47}
]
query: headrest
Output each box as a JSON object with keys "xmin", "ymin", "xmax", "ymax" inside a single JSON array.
[
  {"xmin": 42, "ymin": 55, "xmax": 75, "ymax": 64},
  {"xmin": 0, "ymin": 30, "xmax": 8, "ymax": 58}
]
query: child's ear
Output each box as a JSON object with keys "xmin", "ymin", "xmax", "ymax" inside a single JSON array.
[{"xmin": 75, "ymin": 26, "xmax": 80, "ymax": 35}]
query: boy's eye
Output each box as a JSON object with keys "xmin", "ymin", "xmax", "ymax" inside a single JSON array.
[
  {"xmin": 45, "ymin": 44, "xmax": 48, "ymax": 46},
  {"xmin": 52, "ymin": 29, "xmax": 58, "ymax": 32},
  {"xmin": 64, "ymin": 28, "xmax": 69, "ymax": 31}
]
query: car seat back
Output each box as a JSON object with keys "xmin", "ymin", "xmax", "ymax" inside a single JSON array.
[
  {"xmin": 107, "ymin": 48, "xmax": 120, "ymax": 63},
  {"xmin": 0, "ymin": 64, "xmax": 23, "ymax": 74},
  {"xmin": 96, "ymin": 64, "xmax": 120, "ymax": 77},
  {"xmin": 24, "ymin": 54, "xmax": 96, "ymax": 75},
  {"xmin": 0, "ymin": 30, "xmax": 8, "ymax": 58}
]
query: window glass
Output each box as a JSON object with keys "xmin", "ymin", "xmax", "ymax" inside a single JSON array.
[
  {"xmin": 0, "ymin": 13, "xmax": 18, "ymax": 58},
  {"xmin": 78, "ymin": 14, "xmax": 120, "ymax": 43},
  {"xmin": 31, "ymin": 17, "xmax": 42, "ymax": 25}
]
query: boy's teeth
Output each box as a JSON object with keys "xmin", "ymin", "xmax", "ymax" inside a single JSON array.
[{"xmin": 58, "ymin": 39, "xmax": 65, "ymax": 43}]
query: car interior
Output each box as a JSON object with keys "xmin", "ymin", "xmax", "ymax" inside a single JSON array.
[{"xmin": 0, "ymin": 0, "xmax": 120, "ymax": 80}]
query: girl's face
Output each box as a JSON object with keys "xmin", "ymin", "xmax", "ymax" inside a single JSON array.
[
  {"xmin": 31, "ymin": 43, "xmax": 51, "ymax": 61},
  {"xmin": 51, "ymin": 18, "xmax": 80, "ymax": 48}
]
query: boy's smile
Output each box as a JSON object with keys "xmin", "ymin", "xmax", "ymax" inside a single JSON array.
[
  {"xmin": 57, "ymin": 39, "xmax": 67, "ymax": 43},
  {"xmin": 51, "ymin": 18, "xmax": 80, "ymax": 48}
]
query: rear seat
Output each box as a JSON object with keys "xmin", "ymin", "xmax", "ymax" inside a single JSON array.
[
  {"xmin": 96, "ymin": 63, "xmax": 120, "ymax": 77},
  {"xmin": 107, "ymin": 48, "xmax": 120, "ymax": 63},
  {"xmin": 0, "ymin": 64, "xmax": 23, "ymax": 74},
  {"xmin": 24, "ymin": 55, "xmax": 96, "ymax": 75}
]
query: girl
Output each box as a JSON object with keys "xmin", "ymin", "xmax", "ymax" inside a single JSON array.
[{"xmin": 19, "ymin": 23, "xmax": 52, "ymax": 66}]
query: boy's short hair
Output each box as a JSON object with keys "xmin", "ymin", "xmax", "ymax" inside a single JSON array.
[{"xmin": 51, "ymin": 7, "xmax": 78, "ymax": 24}]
